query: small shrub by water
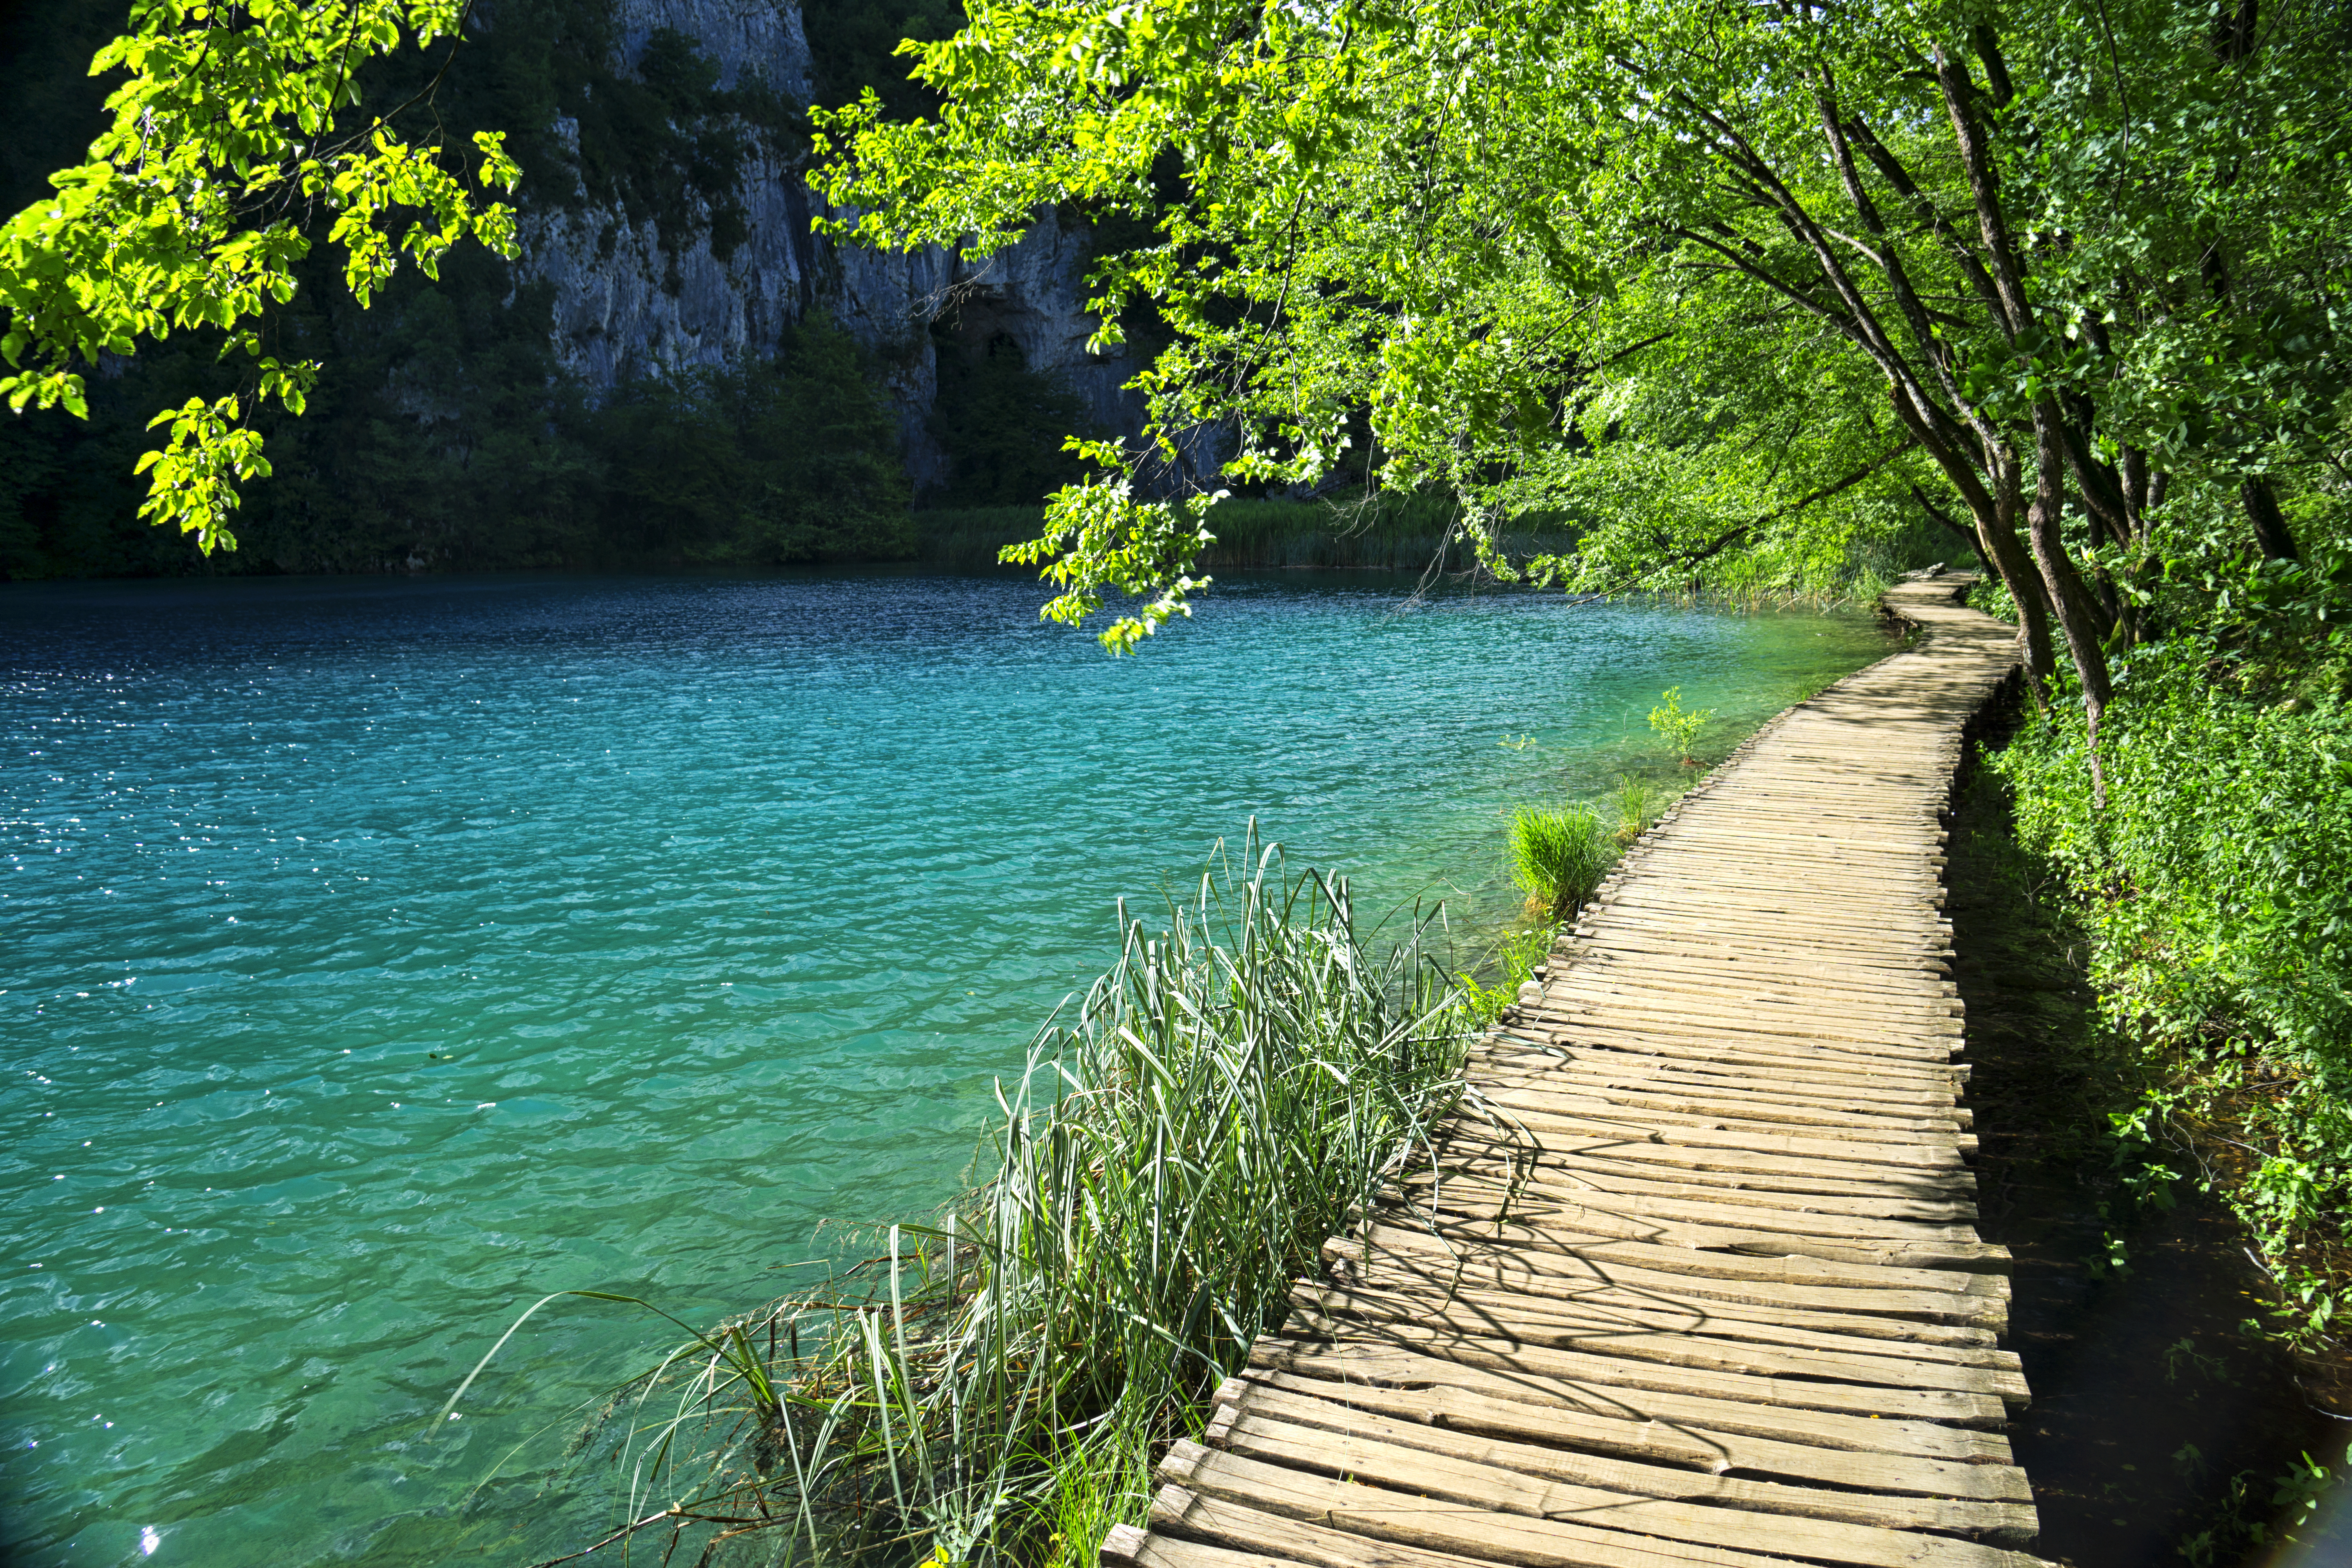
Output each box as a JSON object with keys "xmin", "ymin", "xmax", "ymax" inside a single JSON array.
[
  {"xmin": 495, "ymin": 838, "xmax": 1475, "ymax": 1566},
  {"xmin": 1509, "ymin": 803, "xmax": 1617, "ymax": 920},
  {"xmin": 1649, "ymin": 686, "xmax": 1711, "ymax": 764}
]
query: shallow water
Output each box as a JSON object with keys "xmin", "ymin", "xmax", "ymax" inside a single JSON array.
[{"xmin": 0, "ymin": 569, "xmax": 1891, "ymax": 1565}]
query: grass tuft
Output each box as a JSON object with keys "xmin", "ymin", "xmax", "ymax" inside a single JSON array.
[
  {"xmin": 491, "ymin": 834, "xmax": 1477, "ymax": 1566},
  {"xmin": 1612, "ymin": 775, "xmax": 1661, "ymax": 844},
  {"xmin": 1509, "ymin": 803, "xmax": 1617, "ymax": 920}
]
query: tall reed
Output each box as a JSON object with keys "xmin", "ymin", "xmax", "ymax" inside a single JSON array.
[
  {"xmin": 1508, "ymin": 803, "xmax": 1617, "ymax": 920},
  {"xmin": 489, "ymin": 838, "xmax": 1475, "ymax": 1566}
]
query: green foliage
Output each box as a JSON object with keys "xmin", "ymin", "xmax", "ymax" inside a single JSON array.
[
  {"xmin": 1991, "ymin": 469, "xmax": 2352, "ymax": 1355},
  {"xmin": 2176, "ymin": 1444, "xmax": 2352, "ymax": 1566},
  {"xmin": 1508, "ymin": 804, "xmax": 1616, "ymax": 922},
  {"xmin": 598, "ymin": 316, "xmax": 913, "ymax": 564},
  {"xmin": 802, "ymin": 0, "xmax": 967, "ymax": 117},
  {"xmin": 809, "ymin": 0, "xmax": 2349, "ymax": 722},
  {"xmin": 0, "ymin": 0, "xmax": 521, "ymax": 550},
  {"xmin": 1455, "ymin": 922, "xmax": 1555, "ymax": 1025},
  {"xmin": 0, "ymin": 293, "xmax": 911, "ymax": 575},
  {"xmin": 925, "ymin": 328, "xmax": 1092, "ymax": 506},
  {"xmin": 1994, "ymin": 634, "xmax": 2352, "ymax": 1072},
  {"xmin": 1648, "ymin": 688, "xmax": 1711, "ymax": 765}
]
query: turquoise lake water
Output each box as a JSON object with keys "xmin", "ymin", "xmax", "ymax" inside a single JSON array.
[{"xmin": 0, "ymin": 570, "xmax": 1893, "ymax": 1564}]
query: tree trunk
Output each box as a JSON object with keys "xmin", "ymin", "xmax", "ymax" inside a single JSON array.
[
  {"xmin": 1970, "ymin": 452, "xmax": 2059, "ymax": 703},
  {"xmin": 2029, "ymin": 412, "xmax": 2114, "ymax": 805},
  {"xmin": 2241, "ymin": 476, "xmax": 2300, "ymax": 560}
]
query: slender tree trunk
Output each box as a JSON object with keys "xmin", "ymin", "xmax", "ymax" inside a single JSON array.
[
  {"xmin": 1971, "ymin": 452, "xmax": 2059, "ymax": 703},
  {"xmin": 2029, "ymin": 412, "xmax": 2114, "ymax": 805},
  {"xmin": 2241, "ymin": 476, "xmax": 2300, "ymax": 560}
]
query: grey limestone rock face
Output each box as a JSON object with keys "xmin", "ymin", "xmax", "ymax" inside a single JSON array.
[{"xmin": 507, "ymin": 0, "xmax": 1145, "ymax": 489}]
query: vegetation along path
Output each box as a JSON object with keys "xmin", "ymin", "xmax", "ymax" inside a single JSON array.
[{"xmin": 1102, "ymin": 577, "xmax": 2045, "ymax": 1568}]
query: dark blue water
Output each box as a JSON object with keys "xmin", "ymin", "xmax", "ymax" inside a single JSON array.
[{"xmin": 0, "ymin": 570, "xmax": 1891, "ymax": 1564}]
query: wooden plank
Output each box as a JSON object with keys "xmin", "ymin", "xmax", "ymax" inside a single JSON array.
[
  {"xmin": 1552, "ymin": 941, "xmax": 1961, "ymax": 993},
  {"xmin": 1401, "ymin": 1166, "xmax": 1986, "ymax": 1241},
  {"xmin": 1334, "ymin": 1228, "xmax": 2009, "ymax": 1329},
  {"xmin": 1233, "ymin": 1368, "xmax": 2029, "ymax": 1500},
  {"xmin": 1101, "ymin": 1523, "xmax": 1314, "ymax": 1568},
  {"xmin": 1389, "ymin": 1176, "xmax": 2010, "ymax": 1272},
  {"xmin": 1420, "ymin": 1141, "xmax": 1982, "ymax": 1219},
  {"xmin": 1533, "ymin": 981, "xmax": 1964, "ymax": 1033},
  {"xmin": 1470, "ymin": 1051, "xmax": 1964, "ymax": 1113},
  {"xmin": 1536, "ymin": 976, "xmax": 1965, "ymax": 1025},
  {"xmin": 1473, "ymin": 1085, "xmax": 1969, "ymax": 1149},
  {"xmin": 1499, "ymin": 1015, "xmax": 1963, "ymax": 1073},
  {"xmin": 1430, "ymin": 1119, "xmax": 1980, "ymax": 1201},
  {"xmin": 1470, "ymin": 1102, "xmax": 1973, "ymax": 1171},
  {"xmin": 1155, "ymin": 1448, "xmax": 1809, "ymax": 1568},
  {"xmin": 1322, "ymin": 1260, "xmax": 2009, "ymax": 1356},
  {"xmin": 1248, "ymin": 1340, "xmax": 2018, "ymax": 1461},
  {"xmin": 1292, "ymin": 1284, "xmax": 2030, "ymax": 1400},
  {"xmin": 1203, "ymin": 1400, "xmax": 2039, "ymax": 1559},
  {"xmin": 1479, "ymin": 1032, "xmax": 1969, "ymax": 1093},
  {"xmin": 1568, "ymin": 931, "xmax": 1953, "ymax": 978},
  {"xmin": 1147, "ymin": 1487, "xmax": 1570, "ymax": 1568},
  {"xmin": 1279, "ymin": 1312, "xmax": 2008, "ymax": 1424},
  {"xmin": 1473, "ymin": 1075, "xmax": 1971, "ymax": 1137},
  {"xmin": 1157, "ymin": 1443, "xmax": 2049, "ymax": 1568}
]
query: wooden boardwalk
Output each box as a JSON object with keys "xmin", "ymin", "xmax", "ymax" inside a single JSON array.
[{"xmin": 1102, "ymin": 579, "xmax": 2047, "ymax": 1568}]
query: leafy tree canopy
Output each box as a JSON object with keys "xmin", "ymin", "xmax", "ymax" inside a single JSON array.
[
  {"xmin": 813, "ymin": 0, "xmax": 2351, "ymax": 674},
  {"xmin": 0, "ymin": 0, "xmax": 520, "ymax": 553}
]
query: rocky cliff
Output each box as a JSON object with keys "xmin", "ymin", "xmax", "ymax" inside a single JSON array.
[{"xmin": 510, "ymin": 0, "xmax": 1145, "ymax": 492}]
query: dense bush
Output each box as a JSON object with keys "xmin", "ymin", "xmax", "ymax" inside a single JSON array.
[
  {"xmin": 1992, "ymin": 514, "xmax": 2352, "ymax": 1340},
  {"xmin": 1995, "ymin": 575, "xmax": 2352, "ymax": 1077}
]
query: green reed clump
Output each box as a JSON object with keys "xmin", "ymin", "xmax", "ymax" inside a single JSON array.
[
  {"xmin": 1612, "ymin": 775, "xmax": 1661, "ymax": 844},
  {"xmin": 1509, "ymin": 803, "xmax": 1617, "ymax": 920},
  {"xmin": 496, "ymin": 837, "xmax": 1475, "ymax": 1566}
]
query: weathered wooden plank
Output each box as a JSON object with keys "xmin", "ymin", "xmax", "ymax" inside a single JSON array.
[
  {"xmin": 1473, "ymin": 1075, "xmax": 1972, "ymax": 1137},
  {"xmin": 1353, "ymin": 1215, "xmax": 2012, "ymax": 1303},
  {"xmin": 1417, "ymin": 1143, "xmax": 1982, "ymax": 1220},
  {"xmin": 1320, "ymin": 1263, "xmax": 2011, "ymax": 1359},
  {"xmin": 1232, "ymin": 1368, "xmax": 2030, "ymax": 1501},
  {"xmin": 1480, "ymin": 1032, "xmax": 1969, "ymax": 1093},
  {"xmin": 1554, "ymin": 942, "xmax": 1960, "ymax": 995},
  {"xmin": 1474, "ymin": 1101, "xmax": 1973, "ymax": 1171},
  {"xmin": 1430, "ymin": 1121, "xmax": 1980, "ymax": 1202},
  {"xmin": 1474, "ymin": 1090, "xmax": 1969, "ymax": 1153},
  {"xmin": 1292, "ymin": 1285, "xmax": 2030, "ymax": 1400},
  {"xmin": 1246, "ymin": 1341, "xmax": 2018, "ymax": 1463},
  {"xmin": 1203, "ymin": 1399, "xmax": 2039, "ymax": 1558},
  {"xmin": 1401, "ymin": 1166, "xmax": 1985, "ymax": 1241},
  {"xmin": 1155, "ymin": 1447, "xmax": 1811, "ymax": 1568},
  {"xmin": 1281, "ymin": 1312, "xmax": 2009, "ymax": 1424},
  {"xmin": 1157, "ymin": 1442, "xmax": 2049, "ymax": 1568},
  {"xmin": 1389, "ymin": 1176, "xmax": 2010, "ymax": 1273},
  {"xmin": 1101, "ymin": 1523, "xmax": 1314, "ymax": 1568},
  {"xmin": 1470, "ymin": 1051, "xmax": 1964, "ymax": 1114},
  {"xmin": 1526, "ymin": 985, "xmax": 1962, "ymax": 1041},
  {"xmin": 1531, "ymin": 983, "xmax": 1965, "ymax": 1035},
  {"xmin": 1498, "ymin": 1018, "xmax": 1963, "ymax": 1077},
  {"xmin": 1334, "ymin": 1228, "xmax": 2009, "ymax": 1330}
]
